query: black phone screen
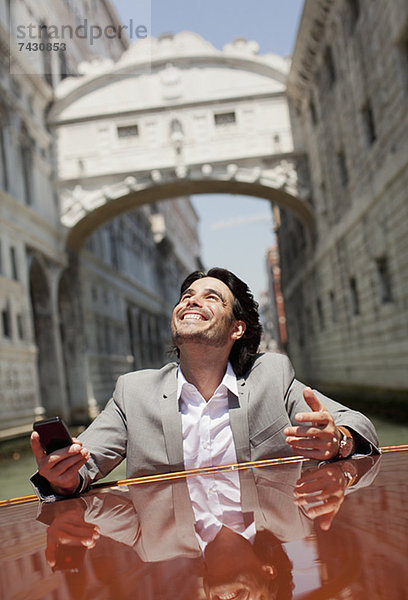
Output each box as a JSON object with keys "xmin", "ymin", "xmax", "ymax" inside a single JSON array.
[{"xmin": 33, "ymin": 417, "xmax": 73, "ymax": 454}]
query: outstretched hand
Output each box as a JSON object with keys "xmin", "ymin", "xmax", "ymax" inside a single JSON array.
[
  {"xmin": 284, "ymin": 387, "xmax": 340, "ymax": 461},
  {"xmin": 31, "ymin": 431, "xmax": 90, "ymax": 496},
  {"xmin": 293, "ymin": 462, "xmax": 353, "ymax": 530}
]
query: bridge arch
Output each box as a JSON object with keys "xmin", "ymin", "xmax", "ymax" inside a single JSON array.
[{"xmin": 65, "ymin": 173, "xmax": 314, "ymax": 251}]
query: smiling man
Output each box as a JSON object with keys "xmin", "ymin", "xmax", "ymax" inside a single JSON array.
[{"xmin": 31, "ymin": 268, "xmax": 379, "ymax": 499}]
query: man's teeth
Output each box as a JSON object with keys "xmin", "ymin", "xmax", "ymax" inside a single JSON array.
[{"xmin": 183, "ymin": 314, "xmax": 203, "ymax": 320}]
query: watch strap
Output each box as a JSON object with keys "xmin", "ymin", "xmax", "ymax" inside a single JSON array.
[{"xmin": 337, "ymin": 426, "xmax": 355, "ymax": 459}]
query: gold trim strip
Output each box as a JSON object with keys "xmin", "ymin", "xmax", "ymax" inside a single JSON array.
[{"xmin": 1, "ymin": 444, "xmax": 407, "ymax": 508}]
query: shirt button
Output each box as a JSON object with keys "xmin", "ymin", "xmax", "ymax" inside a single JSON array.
[{"xmin": 202, "ymin": 442, "xmax": 209, "ymax": 449}]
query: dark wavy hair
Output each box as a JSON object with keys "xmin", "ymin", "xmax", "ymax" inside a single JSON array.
[
  {"xmin": 203, "ymin": 529, "xmax": 294, "ymax": 600},
  {"xmin": 175, "ymin": 267, "xmax": 262, "ymax": 377}
]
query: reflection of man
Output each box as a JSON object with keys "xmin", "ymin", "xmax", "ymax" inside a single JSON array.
[
  {"xmin": 31, "ymin": 268, "xmax": 379, "ymax": 499},
  {"xmin": 39, "ymin": 457, "xmax": 380, "ymax": 600}
]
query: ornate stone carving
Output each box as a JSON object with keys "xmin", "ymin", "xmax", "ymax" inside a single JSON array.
[{"xmin": 159, "ymin": 63, "xmax": 183, "ymax": 100}]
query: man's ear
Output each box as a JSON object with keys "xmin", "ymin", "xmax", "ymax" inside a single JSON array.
[
  {"xmin": 231, "ymin": 320, "xmax": 246, "ymax": 340},
  {"xmin": 262, "ymin": 564, "xmax": 277, "ymax": 579}
]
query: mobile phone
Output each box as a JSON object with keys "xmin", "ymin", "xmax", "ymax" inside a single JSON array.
[
  {"xmin": 33, "ymin": 417, "xmax": 73, "ymax": 454},
  {"xmin": 53, "ymin": 543, "xmax": 86, "ymax": 573}
]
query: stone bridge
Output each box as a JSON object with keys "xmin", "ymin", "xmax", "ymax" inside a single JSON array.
[{"xmin": 48, "ymin": 32, "xmax": 314, "ymax": 250}]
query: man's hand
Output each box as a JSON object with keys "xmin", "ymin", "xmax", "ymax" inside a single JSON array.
[
  {"xmin": 284, "ymin": 387, "xmax": 340, "ymax": 461},
  {"xmin": 45, "ymin": 504, "xmax": 100, "ymax": 568},
  {"xmin": 293, "ymin": 462, "xmax": 353, "ymax": 530},
  {"xmin": 31, "ymin": 431, "xmax": 90, "ymax": 495}
]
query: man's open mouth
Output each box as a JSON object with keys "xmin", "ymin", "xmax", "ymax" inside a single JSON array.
[{"xmin": 181, "ymin": 311, "xmax": 208, "ymax": 321}]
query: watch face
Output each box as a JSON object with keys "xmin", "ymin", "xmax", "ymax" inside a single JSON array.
[{"xmin": 339, "ymin": 437, "xmax": 353, "ymax": 458}]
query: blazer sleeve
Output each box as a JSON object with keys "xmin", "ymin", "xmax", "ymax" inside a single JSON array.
[
  {"xmin": 282, "ymin": 355, "xmax": 380, "ymax": 455},
  {"xmin": 77, "ymin": 374, "xmax": 129, "ymax": 490}
]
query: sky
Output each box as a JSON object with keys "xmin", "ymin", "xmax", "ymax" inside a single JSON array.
[{"xmin": 112, "ymin": 0, "xmax": 305, "ymax": 298}]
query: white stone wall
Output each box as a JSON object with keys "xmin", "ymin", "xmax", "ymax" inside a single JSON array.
[
  {"xmin": 0, "ymin": 2, "xmax": 201, "ymax": 433},
  {"xmin": 282, "ymin": 0, "xmax": 408, "ymax": 397}
]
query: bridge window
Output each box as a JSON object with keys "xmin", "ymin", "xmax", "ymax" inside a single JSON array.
[
  {"xmin": 117, "ymin": 124, "xmax": 139, "ymax": 138},
  {"xmin": 214, "ymin": 112, "xmax": 236, "ymax": 126}
]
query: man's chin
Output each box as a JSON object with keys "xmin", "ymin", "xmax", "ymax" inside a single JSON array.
[{"xmin": 172, "ymin": 332, "xmax": 225, "ymax": 349}]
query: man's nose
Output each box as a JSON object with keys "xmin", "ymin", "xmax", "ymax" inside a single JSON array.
[{"xmin": 186, "ymin": 295, "xmax": 202, "ymax": 307}]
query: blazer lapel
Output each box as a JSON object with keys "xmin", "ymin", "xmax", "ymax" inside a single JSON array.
[
  {"xmin": 228, "ymin": 380, "xmax": 251, "ymax": 463},
  {"xmin": 160, "ymin": 372, "xmax": 184, "ymax": 471}
]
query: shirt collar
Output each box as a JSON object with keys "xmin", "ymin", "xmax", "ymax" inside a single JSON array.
[{"xmin": 177, "ymin": 361, "xmax": 238, "ymax": 400}]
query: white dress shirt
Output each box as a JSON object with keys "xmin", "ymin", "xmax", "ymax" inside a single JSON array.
[
  {"xmin": 178, "ymin": 363, "xmax": 256, "ymax": 551},
  {"xmin": 177, "ymin": 361, "xmax": 238, "ymax": 470}
]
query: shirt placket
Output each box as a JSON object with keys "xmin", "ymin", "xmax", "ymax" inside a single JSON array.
[{"xmin": 199, "ymin": 399, "xmax": 212, "ymax": 468}]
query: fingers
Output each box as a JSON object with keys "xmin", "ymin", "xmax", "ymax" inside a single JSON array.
[
  {"xmin": 284, "ymin": 387, "xmax": 340, "ymax": 460},
  {"xmin": 294, "ymin": 412, "xmax": 330, "ymax": 425},
  {"xmin": 284, "ymin": 424, "xmax": 337, "ymax": 458},
  {"xmin": 295, "ymin": 388, "xmax": 328, "ymax": 425},
  {"xmin": 33, "ymin": 439, "xmax": 90, "ymax": 494},
  {"xmin": 285, "ymin": 436, "xmax": 327, "ymax": 453},
  {"xmin": 285, "ymin": 424, "xmax": 333, "ymax": 439},
  {"xmin": 30, "ymin": 431, "xmax": 45, "ymax": 461},
  {"xmin": 302, "ymin": 387, "xmax": 324, "ymax": 412},
  {"xmin": 46, "ymin": 536, "xmax": 58, "ymax": 568},
  {"xmin": 293, "ymin": 463, "xmax": 348, "ymax": 530},
  {"xmin": 46, "ymin": 511, "xmax": 100, "ymax": 568},
  {"xmin": 319, "ymin": 512, "xmax": 336, "ymax": 531},
  {"xmin": 52, "ymin": 521, "xmax": 100, "ymax": 547},
  {"xmin": 42, "ymin": 451, "xmax": 88, "ymax": 480},
  {"xmin": 304, "ymin": 498, "xmax": 340, "ymax": 530}
]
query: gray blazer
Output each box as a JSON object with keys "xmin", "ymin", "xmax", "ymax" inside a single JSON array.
[{"xmin": 78, "ymin": 353, "xmax": 379, "ymax": 490}]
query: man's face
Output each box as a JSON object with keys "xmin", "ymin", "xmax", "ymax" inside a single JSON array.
[{"xmin": 171, "ymin": 277, "xmax": 245, "ymax": 350}]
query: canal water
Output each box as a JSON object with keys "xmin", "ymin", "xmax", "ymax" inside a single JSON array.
[{"xmin": 1, "ymin": 414, "xmax": 407, "ymax": 501}]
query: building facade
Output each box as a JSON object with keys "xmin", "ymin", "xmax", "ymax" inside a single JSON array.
[
  {"xmin": 0, "ymin": 0, "xmax": 200, "ymax": 437},
  {"xmin": 280, "ymin": 0, "xmax": 408, "ymax": 399},
  {"xmin": 265, "ymin": 242, "xmax": 288, "ymax": 353}
]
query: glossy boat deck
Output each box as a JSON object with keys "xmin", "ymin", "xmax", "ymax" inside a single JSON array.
[{"xmin": 0, "ymin": 446, "xmax": 407, "ymax": 599}]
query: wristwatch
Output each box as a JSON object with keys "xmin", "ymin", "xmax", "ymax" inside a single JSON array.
[
  {"xmin": 337, "ymin": 426, "xmax": 355, "ymax": 459},
  {"xmin": 339, "ymin": 460, "xmax": 358, "ymax": 488}
]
